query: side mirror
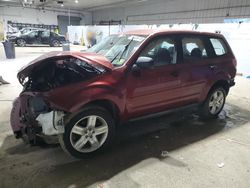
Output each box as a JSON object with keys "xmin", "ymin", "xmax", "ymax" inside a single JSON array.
[
  {"xmin": 131, "ymin": 56, "xmax": 154, "ymax": 76},
  {"xmin": 135, "ymin": 56, "xmax": 154, "ymax": 69}
]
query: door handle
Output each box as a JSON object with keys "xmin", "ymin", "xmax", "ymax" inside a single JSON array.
[{"xmin": 170, "ymin": 70, "xmax": 179, "ymax": 77}]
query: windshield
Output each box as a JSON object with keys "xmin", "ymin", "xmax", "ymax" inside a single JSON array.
[
  {"xmin": 20, "ymin": 29, "xmax": 28, "ymax": 34},
  {"xmin": 87, "ymin": 34, "xmax": 147, "ymax": 67}
]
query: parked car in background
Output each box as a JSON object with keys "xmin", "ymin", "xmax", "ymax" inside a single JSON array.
[
  {"xmin": 8, "ymin": 30, "xmax": 66, "ymax": 47},
  {"xmin": 10, "ymin": 29, "xmax": 236, "ymax": 158},
  {"xmin": 7, "ymin": 27, "xmax": 44, "ymax": 39}
]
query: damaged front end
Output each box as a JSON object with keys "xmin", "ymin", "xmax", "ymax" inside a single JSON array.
[
  {"xmin": 10, "ymin": 53, "xmax": 109, "ymax": 144},
  {"xmin": 11, "ymin": 96, "xmax": 65, "ymax": 144}
]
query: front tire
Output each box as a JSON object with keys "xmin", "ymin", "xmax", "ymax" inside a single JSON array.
[
  {"xmin": 200, "ymin": 87, "xmax": 226, "ymax": 119},
  {"xmin": 16, "ymin": 39, "xmax": 26, "ymax": 47},
  {"xmin": 59, "ymin": 106, "xmax": 115, "ymax": 158}
]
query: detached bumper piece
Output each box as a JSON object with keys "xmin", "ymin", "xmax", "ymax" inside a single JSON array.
[{"xmin": 36, "ymin": 111, "xmax": 65, "ymax": 136}]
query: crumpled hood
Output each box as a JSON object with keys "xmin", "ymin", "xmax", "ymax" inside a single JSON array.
[
  {"xmin": 17, "ymin": 51, "xmax": 113, "ymax": 83},
  {"xmin": 8, "ymin": 32, "xmax": 20, "ymax": 38}
]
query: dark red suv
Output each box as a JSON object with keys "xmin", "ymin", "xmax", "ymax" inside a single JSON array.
[{"xmin": 10, "ymin": 29, "xmax": 236, "ymax": 158}]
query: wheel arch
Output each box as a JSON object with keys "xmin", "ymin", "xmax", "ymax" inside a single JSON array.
[
  {"xmin": 86, "ymin": 99, "xmax": 120, "ymax": 121},
  {"xmin": 210, "ymin": 80, "xmax": 230, "ymax": 95},
  {"xmin": 201, "ymin": 79, "xmax": 230, "ymax": 104},
  {"xmin": 70, "ymin": 99, "xmax": 121, "ymax": 124}
]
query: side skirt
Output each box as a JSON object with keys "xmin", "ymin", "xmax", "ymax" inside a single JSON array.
[{"xmin": 128, "ymin": 103, "xmax": 200, "ymax": 123}]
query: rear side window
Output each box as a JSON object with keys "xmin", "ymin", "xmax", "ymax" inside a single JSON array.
[
  {"xmin": 51, "ymin": 32, "xmax": 58, "ymax": 37},
  {"xmin": 182, "ymin": 37, "xmax": 208, "ymax": 59},
  {"xmin": 210, "ymin": 38, "xmax": 228, "ymax": 56}
]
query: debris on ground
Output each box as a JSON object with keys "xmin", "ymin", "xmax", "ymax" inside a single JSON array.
[
  {"xmin": 68, "ymin": 184, "xmax": 77, "ymax": 188},
  {"xmin": 0, "ymin": 76, "xmax": 10, "ymax": 85},
  {"xmin": 161, "ymin": 151, "xmax": 169, "ymax": 157},
  {"xmin": 154, "ymin": 135, "xmax": 160, "ymax": 139},
  {"xmin": 217, "ymin": 162, "xmax": 225, "ymax": 168},
  {"xmin": 226, "ymin": 138, "xmax": 249, "ymax": 146},
  {"xmin": 98, "ymin": 184, "xmax": 104, "ymax": 188}
]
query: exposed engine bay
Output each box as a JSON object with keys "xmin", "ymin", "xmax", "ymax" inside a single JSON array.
[
  {"xmin": 12, "ymin": 55, "xmax": 106, "ymax": 144},
  {"xmin": 19, "ymin": 56, "xmax": 105, "ymax": 92}
]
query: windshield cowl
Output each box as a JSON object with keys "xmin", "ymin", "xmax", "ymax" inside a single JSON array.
[{"xmin": 75, "ymin": 52, "xmax": 113, "ymax": 71}]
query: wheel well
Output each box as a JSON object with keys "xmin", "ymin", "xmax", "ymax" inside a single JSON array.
[
  {"xmin": 17, "ymin": 38, "xmax": 25, "ymax": 42},
  {"xmin": 84, "ymin": 100, "xmax": 120, "ymax": 122},
  {"xmin": 210, "ymin": 80, "xmax": 230, "ymax": 95}
]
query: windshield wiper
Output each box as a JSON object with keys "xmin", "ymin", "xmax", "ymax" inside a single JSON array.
[
  {"xmin": 111, "ymin": 37, "xmax": 134, "ymax": 63},
  {"xmin": 111, "ymin": 51, "xmax": 122, "ymax": 63},
  {"xmin": 80, "ymin": 63, "xmax": 102, "ymax": 74}
]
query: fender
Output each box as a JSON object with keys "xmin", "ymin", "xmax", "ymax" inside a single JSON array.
[
  {"xmin": 200, "ymin": 69, "xmax": 232, "ymax": 102},
  {"xmin": 42, "ymin": 81, "xmax": 126, "ymax": 115}
]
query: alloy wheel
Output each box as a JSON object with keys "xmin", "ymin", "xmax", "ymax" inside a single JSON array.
[
  {"xmin": 17, "ymin": 39, "xmax": 25, "ymax": 47},
  {"xmin": 69, "ymin": 115, "xmax": 109, "ymax": 153},
  {"xmin": 53, "ymin": 40, "xmax": 60, "ymax": 47},
  {"xmin": 208, "ymin": 90, "xmax": 225, "ymax": 115}
]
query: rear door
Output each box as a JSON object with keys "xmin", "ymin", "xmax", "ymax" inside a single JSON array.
[
  {"xmin": 209, "ymin": 37, "xmax": 236, "ymax": 78},
  {"xmin": 180, "ymin": 35, "xmax": 215, "ymax": 102},
  {"xmin": 126, "ymin": 35, "xmax": 191, "ymax": 118},
  {"xmin": 40, "ymin": 30, "xmax": 50, "ymax": 44}
]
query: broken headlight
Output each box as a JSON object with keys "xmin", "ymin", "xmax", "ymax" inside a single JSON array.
[{"xmin": 28, "ymin": 97, "xmax": 50, "ymax": 115}]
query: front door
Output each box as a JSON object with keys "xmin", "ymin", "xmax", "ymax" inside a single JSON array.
[
  {"xmin": 26, "ymin": 30, "xmax": 39, "ymax": 44},
  {"xmin": 126, "ymin": 35, "xmax": 190, "ymax": 118}
]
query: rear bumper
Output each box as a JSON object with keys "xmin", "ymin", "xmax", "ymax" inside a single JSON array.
[{"xmin": 228, "ymin": 79, "xmax": 235, "ymax": 87}]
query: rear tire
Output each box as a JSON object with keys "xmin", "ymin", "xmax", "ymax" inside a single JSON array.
[
  {"xmin": 59, "ymin": 106, "xmax": 115, "ymax": 159},
  {"xmin": 200, "ymin": 87, "xmax": 226, "ymax": 120},
  {"xmin": 50, "ymin": 40, "xmax": 60, "ymax": 47}
]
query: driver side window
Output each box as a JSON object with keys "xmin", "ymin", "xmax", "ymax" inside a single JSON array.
[
  {"xmin": 28, "ymin": 31, "xmax": 38, "ymax": 38},
  {"xmin": 140, "ymin": 37, "xmax": 177, "ymax": 66},
  {"xmin": 41, "ymin": 31, "xmax": 50, "ymax": 38}
]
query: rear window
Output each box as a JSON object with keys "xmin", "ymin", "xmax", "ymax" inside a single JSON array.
[{"xmin": 210, "ymin": 38, "xmax": 228, "ymax": 56}]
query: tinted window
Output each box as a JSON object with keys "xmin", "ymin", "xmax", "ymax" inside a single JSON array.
[
  {"xmin": 182, "ymin": 37, "xmax": 208, "ymax": 59},
  {"xmin": 51, "ymin": 32, "xmax": 58, "ymax": 37},
  {"xmin": 41, "ymin": 31, "xmax": 50, "ymax": 37},
  {"xmin": 210, "ymin": 38, "xmax": 228, "ymax": 56},
  {"xmin": 140, "ymin": 37, "xmax": 177, "ymax": 66},
  {"xmin": 28, "ymin": 31, "xmax": 38, "ymax": 37}
]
